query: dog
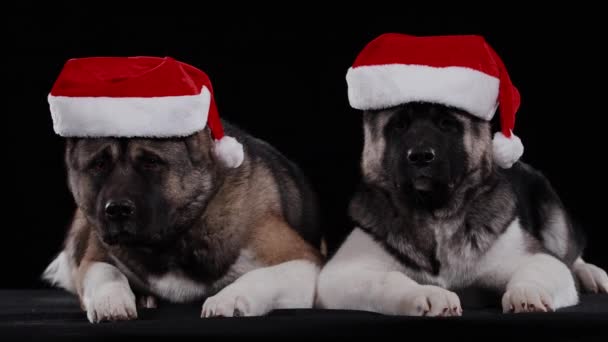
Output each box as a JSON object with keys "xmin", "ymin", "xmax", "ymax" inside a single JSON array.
[
  {"xmin": 316, "ymin": 102, "xmax": 608, "ymax": 316},
  {"xmin": 42, "ymin": 121, "xmax": 323, "ymax": 323}
]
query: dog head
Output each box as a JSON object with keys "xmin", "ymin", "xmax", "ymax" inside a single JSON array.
[
  {"xmin": 362, "ymin": 102, "xmax": 493, "ymax": 209},
  {"xmin": 65, "ymin": 130, "xmax": 220, "ymax": 247}
]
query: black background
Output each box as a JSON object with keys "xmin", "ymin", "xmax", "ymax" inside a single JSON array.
[{"xmin": 2, "ymin": 9, "xmax": 607, "ymax": 289}]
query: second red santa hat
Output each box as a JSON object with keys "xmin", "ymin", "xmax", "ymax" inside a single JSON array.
[{"xmin": 346, "ymin": 33, "xmax": 524, "ymax": 169}]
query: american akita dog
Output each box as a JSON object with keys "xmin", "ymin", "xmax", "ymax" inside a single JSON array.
[{"xmin": 316, "ymin": 33, "xmax": 607, "ymax": 316}]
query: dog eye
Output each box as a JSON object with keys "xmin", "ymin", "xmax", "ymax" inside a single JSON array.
[
  {"xmin": 139, "ymin": 155, "xmax": 163, "ymax": 169},
  {"xmin": 438, "ymin": 117, "xmax": 458, "ymax": 132},
  {"xmin": 88, "ymin": 156, "xmax": 110, "ymax": 172}
]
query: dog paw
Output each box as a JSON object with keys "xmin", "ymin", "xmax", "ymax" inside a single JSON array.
[
  {"xmin": 84, "ymin": 282, "xmax": 137, "ymax": 323},
  {"xmin": 398, "ymin": 285, "xmax": 462, "ymax": 317},
  {"xmin": 502, "ymin": 283, "xmax": 552, "ymax": 313},
  {"xmin": 573, "ymin": 261, "xmax": 608, "ymax": 294},
  {"xmin": 201, "ymin": 288, "xmax": 268, "ymax": 318},
  {"xmin": 137, "ymin": 295, "xmax": 158, "ymax": 309}
]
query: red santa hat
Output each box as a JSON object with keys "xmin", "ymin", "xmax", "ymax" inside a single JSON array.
[
  {"xmin": 346, "ymin": 33, "xmax": 524, "ymax": 169},
  {"xmin": 48, "ymin": 56, "xmax": 244, "ymax": 168}
]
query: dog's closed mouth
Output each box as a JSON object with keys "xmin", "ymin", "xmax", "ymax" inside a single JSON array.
[
  {"xmin": 103, "ymin": 230, "xmax": 142, "ymax": 246},
  {"xmin": 413, "ymin": 177, "xmax": 433, "ymax": 191}
]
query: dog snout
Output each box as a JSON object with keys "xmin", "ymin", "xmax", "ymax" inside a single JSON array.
[
  {"xmin": 105, "ymin": 199, "xmax": 136, "ymax": 221},
  {"xmin": 407, "ymin": 147, "xmax": 436, "ymax": 166}
]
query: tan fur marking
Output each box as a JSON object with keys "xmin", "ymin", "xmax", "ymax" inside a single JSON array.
[
  {"xmin": 362, "ymin": 111, "xmax": 391, "ymax": 182},
  {"xmin": 249, "ymin": 215, "xmax": 323, "ymax": 266},
  {"xmin": 453, "ymin": 113, "xmax": 492, "ymax": 173},
  {"xmin": 74, "ymin": 230, "xmax": 110, "ymax": 309}
]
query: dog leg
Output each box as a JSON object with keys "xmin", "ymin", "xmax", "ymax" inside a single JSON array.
[
  {"xmin": 202, "ymin": 215, "xmax": 323, "ymax": 317},
  {"xmin": 316, "ymin": 229, "xmax": 461, "ymax": 316},
  {"xmin": 500, "ymin": 253, "xmax": 578, "ymax": 313},
  {"xmin": 476, "ymin": 219, "xmax": 578, "ymax": 312},
  {"xmin": 79, "ymin": 261, "xmax": 137, "ymax": 323},
  {"xmin": 573, "ymin": 257, "xmax": 608, "ymax": 293},
  {"xmin": 201, "ymin": 259, "xmax": 319, "ymax": 317}
]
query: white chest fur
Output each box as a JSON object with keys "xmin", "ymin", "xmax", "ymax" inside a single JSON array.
[
  {"xmin": 433, "ymin": 222, "xmax": 480, "ymax": 288},
  {"xmin": 112, "ymin": 249, "xmax": 260, "ymax": 303},
  {"xmin": 407, "ymin": 219, "xmax": 512, "ymax": 289},
  {"xmin": 423, "ymin": 218, "xmax": 527, "ymax": 290},
  {"xmin": 147, "ymin": 271, "xmax": 207, "ymax": 303}
]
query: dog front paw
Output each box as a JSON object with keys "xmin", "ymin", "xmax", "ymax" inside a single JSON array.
[
  {"xmin": 398, "ymin": 285, "xmax": 462, "ymax": 317},
  {"xmin": 502, "ymin": 283, "xmax": 552, "ymax": 313},
  {"xmin": 201, "ymin": 287, "xmax": 268, "ymax": 318},
  {"xmin": 573, "ymin": 261, "xmax": 608, "ymax": 294},
  {"xmin": 83, "ymin": 282, "xmax": 137, "ymax": 323}
]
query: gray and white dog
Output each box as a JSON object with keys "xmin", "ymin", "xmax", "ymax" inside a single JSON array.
[
  {"xmin": 316, "ymin": 102, "xmax": 608, "ymax": 316},
  {"xmin": 316, "ymin": 33, "xmax": 607, "ymax": 316}
]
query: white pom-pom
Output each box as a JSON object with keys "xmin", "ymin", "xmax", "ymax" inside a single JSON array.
[
  {"xmin": 213, "ymin": 136, "xmax": 244, "ymax": 168},
  {"xmin": 492, "ymin": 131, "xmax": 524, "ymax": 169}
]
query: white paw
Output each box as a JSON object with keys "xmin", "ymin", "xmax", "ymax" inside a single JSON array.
[
  {"xmin": 573, "ymin": 261, "xmax": 608, "ymax": 294},
  {"xmin": 201, "ymin": 287, "xmax": 268, "ymax": 318},
  {"xmin": 398, "ymin": 285, "xmax": 462, "ymax": 317},
  {"xmin": 83, "ymin": 282, "xmax": 137, "ymax": 323},
  {"xmin": 502, "ymin": 283, "xmax": 552, "ymax": 313}
]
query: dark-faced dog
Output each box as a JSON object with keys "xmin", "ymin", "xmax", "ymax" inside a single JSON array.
[
  {"xmin": 43, "ymin": 122, "xmax": 323, "ymax": 322},
  {"xmin": 317, "ymin": 102, "xmax": 608, "ymax": 315}
]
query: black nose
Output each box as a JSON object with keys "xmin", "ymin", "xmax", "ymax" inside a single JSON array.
[
  {"xmin": 105, "ymin": 200, "xmax": 135, "ymax": 221},
  {"xmin": 407, "ymin": 148, "xmax": 436, "ymax": 166}
]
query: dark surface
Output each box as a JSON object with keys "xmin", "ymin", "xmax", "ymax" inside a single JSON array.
[{"xmin": 1, "ymin": 290, "xmax": 607, "ymax": 341}]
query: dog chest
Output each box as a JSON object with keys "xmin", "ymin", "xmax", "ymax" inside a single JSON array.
[
  {"xmin": 113, "ymin": 248, "xmax": 261, "ymax": 303},
  {"xmin": 432, "ymin": 221, "xmax": 480, "ymax": 289},
  {"xmin": 147, "ymin": 271, "xmax": 208, "ymax": 302}
]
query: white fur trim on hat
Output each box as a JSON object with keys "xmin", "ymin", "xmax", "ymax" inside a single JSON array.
[
  {"xmin": 214, "ymin": 136, "xmax": 244, "ymax": 168},
  {"xmin": 347, "ymin": 64, "xmax": 500, "ymax": 120},
  {"xmin": 48, "ymin": 87, "xmax": 211, "ymax": 138},
  {"xmin": 493, "ymin": 131, "xmax": 524, "ymax": 169}
]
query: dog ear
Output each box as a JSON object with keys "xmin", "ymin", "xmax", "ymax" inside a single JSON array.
[
  {"xmin": 64, "ymin": 138, "xmax": 79, "ymax": 168},
  {"xmin": 184, "ymin": 129, "xmax": 213, "ymax": 166}
]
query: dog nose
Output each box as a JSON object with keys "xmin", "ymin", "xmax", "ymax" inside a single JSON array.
[
  {"xmin": 105, "ymin": 200, "xmax": 135, "ymax": 220},
  {"xmin": 407, "ymin": 148, "xmax": 436, "ymax": 166}
]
